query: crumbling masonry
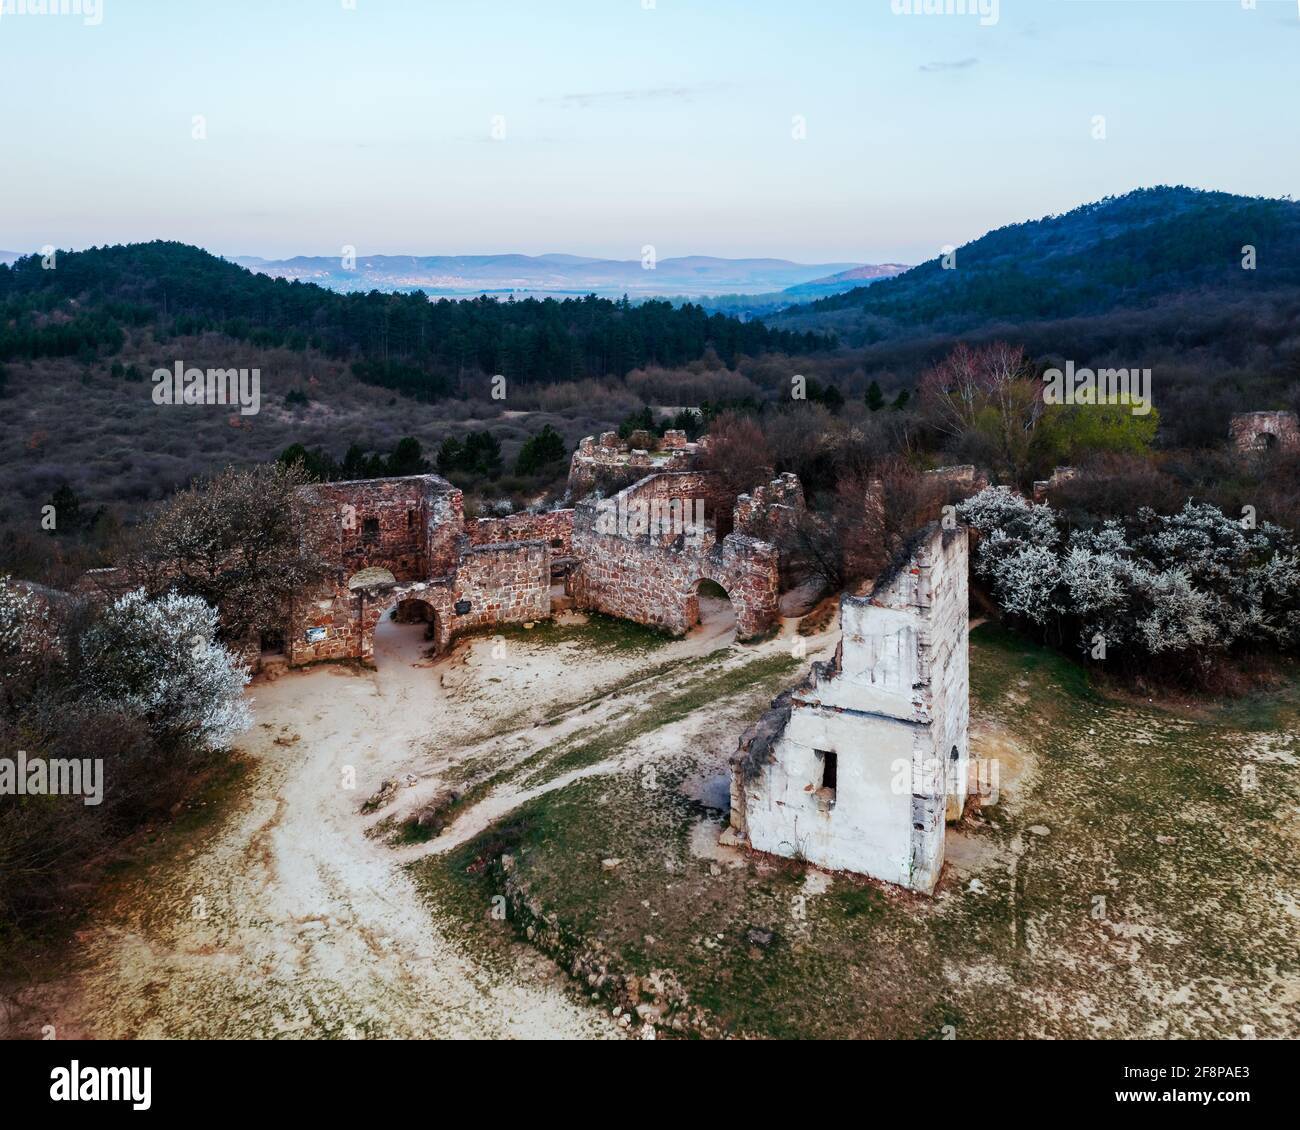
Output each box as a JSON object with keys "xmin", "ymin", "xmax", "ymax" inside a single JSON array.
[
  {"xmin": 725, "ymin": 523, "xmax": 970, "ymax": 893},
  {"xmin": 1229, "ymin": 411, "xmax": 1299, "ymax": 453},
  {"xmin": 288, "ymin": 475, "xmax": 564, "ymax": 665},
  {"xmin": 286, "ymin": 459, "xmax": 786, "ymax": 664}
]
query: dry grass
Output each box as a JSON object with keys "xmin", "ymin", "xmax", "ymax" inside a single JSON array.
[{"xmin": 412, "ymin": 624, "xmax": 1300, "ymax": 1039}]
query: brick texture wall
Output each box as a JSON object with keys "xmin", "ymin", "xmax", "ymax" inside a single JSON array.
[
  {"xmin": 1230, "ymin": 411, "xmax": 1300, "ymax": 452},
  {"xmin": 570, "ymin": 471, "xmax": 780, "ymax": 640},
  {"xmin": 470, "ymin": 510, "xmax": 574, "ymax": 555}
]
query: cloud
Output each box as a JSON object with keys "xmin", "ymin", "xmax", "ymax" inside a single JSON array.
[
  {"xmin": 542, "ymin": 83, "xmax": 729, "ymax": 109},
  {"xmin": 919, "ymin": 57, "xmax": 979, "ymax": 73}
]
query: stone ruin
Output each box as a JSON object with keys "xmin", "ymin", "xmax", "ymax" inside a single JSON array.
[
  {"xmin": 732, "ymin": 473, "xmax": 807, "ymax": 586},
  {"xmin": 282, "ymin": 462, "xmax": 790, "ymax": 665},
  {"xmin": 1229, "ymin": 411, "xmax": 1299, "ymax": 453},
  {"xmin": 570, "ymin": 470, "xmax": 781, "ymax": 641},
  {"xmin": 1031, "ymin": 465, "xmax": 1077, "ymax": 503},
  {"xmin": 566, "ymin": 430, "xmax": 707, "ymax": 498},
  {"xmin": 724, "ymin": 523, "xmax": 970, "ymax": 893},
  {"xmin": 289, "ymin": 474, "xmax": 561, "ymax": 666},
  {"xmin": 282, "ymin": 466, "xmax": 971, "ymax": 896},
  {"xmin": 82, "ymin": 434, "xmax": 976, "ymax": 896}
]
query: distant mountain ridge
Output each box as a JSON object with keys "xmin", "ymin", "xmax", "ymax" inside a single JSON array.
[
  {"xmin": 776, "ymin": 186, "xmax": 1300, "ymax": 342},
  {"xmin": 231, "ymin": 251, "xmax": 878, "ymax": 299}
]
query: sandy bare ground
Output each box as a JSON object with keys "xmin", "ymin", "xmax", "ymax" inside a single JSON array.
[
  {"xmin": 3, "ymin": 617, "xmax": 642, "ymax": 1040},
  {"xmin": 1, "ymin": 595, "xmax": 780, "ymax": 1041}
]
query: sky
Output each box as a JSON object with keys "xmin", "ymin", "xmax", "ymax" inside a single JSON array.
[{"xmin": 1, "ymin": 0, "xmax": 1297, "ymax": 264}]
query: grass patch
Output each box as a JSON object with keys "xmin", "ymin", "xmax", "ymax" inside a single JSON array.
[
  {"xmin": 522, "ymin": 651, "xmax": 802, "ymax": 787},
  {"xmin": 493, "ymin": 612, "xmax": 673, "ymax": 655},
  {"xmin": 415, "ymin": 625, "xmax": 1300, "ymax": 1039}
]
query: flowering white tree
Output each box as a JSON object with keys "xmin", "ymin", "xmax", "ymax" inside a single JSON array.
[
  {"xmin": 958, "ymin": 487, "xmax": 1300, "ymax": 663},
  {"xmin": 79, "ymin": 589, "xmax": 251, "ymax": 750},
  {"xmin": 0, "ymin": 575, "xmax": 52, "ymax": 705}
]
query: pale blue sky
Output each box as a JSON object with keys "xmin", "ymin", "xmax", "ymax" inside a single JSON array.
[{"xmin": 1, "ymin": 0, "xmax": 1296, "ymax": 263}]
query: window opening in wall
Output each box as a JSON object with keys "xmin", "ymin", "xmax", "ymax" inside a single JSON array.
[{"xmin": 815, "ymin": 749, "xmax": 837, "ymax": 807}]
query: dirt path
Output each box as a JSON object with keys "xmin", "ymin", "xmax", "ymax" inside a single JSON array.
[{"xmin": 3, "ymin": 618, "xmax": 623, "ymax": 1040}]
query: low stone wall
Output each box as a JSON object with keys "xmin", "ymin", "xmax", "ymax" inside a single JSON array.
[
  {"xmin": 1031, "ymin": 465, "xmax": 1076, "ymax": 503},
  {"xmin": 925, "ymin": 464, "xmax": 988, "ymax": 498},
  {"xmin": 1230, "ymin": 411, "xmax": 1299, "ymax": 452},
  {"xmin": 470, "ymin": 510, "xmax": 574, "ymax": 555}
]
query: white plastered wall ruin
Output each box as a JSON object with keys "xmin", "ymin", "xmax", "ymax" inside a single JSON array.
[{"xmin": 726, "ymin": 523, "xmax": 970, "ymax": 893}]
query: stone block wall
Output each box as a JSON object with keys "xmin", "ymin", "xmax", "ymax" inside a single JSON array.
[
  {"xmin": 570, "ymin": 471, "xmax": 780, "ymax": 640},
  {"xmin": 450, "ymin": 541, "xmax": 552, "ymax": 636},
  {"xmin": 1230, "ymin": 411, "xmax": 1300, "ymax": 452},
  {"xmin": 727, "ymin": 523, "xmax": 969, "ymax": 892},
  {"xmin": 470, "ymin": 510, "xmax": 574, "ymax": 555},
  {"xmin": 734, "ymin": 473, "xmax": 807, "ymax": 584},
  {"xmin": 305, "ymin": 474, "xmax": 464, "ymax": 582},
  {"xmin": 567, "ymin": 433, "xmax": 706, "ymax": 499}
]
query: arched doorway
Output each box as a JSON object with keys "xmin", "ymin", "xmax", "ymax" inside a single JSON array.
[
  {"xmin": 1256, "ymin": 431, "xmax": 1278, "ymax": 449},
  {"xmin": 374, "ymin": 597, "xmax": 441, "ymax": 666},
  {"xmin": 686, "ymin": 578, "xmax": 737, "ymax": 645}
]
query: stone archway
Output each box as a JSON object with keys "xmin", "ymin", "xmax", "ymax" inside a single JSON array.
[
  {"xmin": 684, "ymin": 578, "xmax": 737, "ymax": 641},
  {"xmin": 372, "ymin": 596, "xmax": 443, "ymax": 667},
  {"xmin": 354, "ymin": 579, "xmax": 455, "ymax": 664},
  {"xmin": 392, "ymin": 597, "xmax": 440, "ymax": 637}
]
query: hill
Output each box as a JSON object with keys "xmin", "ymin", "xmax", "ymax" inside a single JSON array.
[
  {"xmin": 776, "ymin": 186, "xmax": 1300, "ymax": 340},
  {"xmin": 0, "ymin": 241, "xmax": 836, "ymax": 400}
]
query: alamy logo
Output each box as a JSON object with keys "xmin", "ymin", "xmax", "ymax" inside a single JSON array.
[
  {"xmin": 0, "ymin": 0, "xmax": 103, "ymax": 25},
  {"xmin": 1042, "ymin": 360, "xmax": 1152, "ymax": 417},
  {"xmin": 595, "ymin": 496, "xmax": 706, "ymax": 547},
  {"xmin": 152, "ymin": 361, "xmax": 261, "ymax": 416},
  {"xmin": 890, "ymin": 0, "xmax": 998, "ymax": 27},
  {"xmin": 50, "ymin": 1061, "xmax": 151, "ymax": 1110},
  {"xmin": 0, "ymin": 751, "xmax": 103, "ymax": 806}
]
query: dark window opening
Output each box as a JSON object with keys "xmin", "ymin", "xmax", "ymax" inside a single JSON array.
[
  {"xmin": 816, "ymin": 749, "xmax": 837, "ymax": 805},
  {"xmin": 362, "ymin": 516, "xmax": 380, "ymax": 543},
  {"xmin": 550, "ymin": 538, "xmax": 564, "ymax": 549},
  {"xmin": 407, "ymin": 509, "xmax": 417, "ymax": 529}
]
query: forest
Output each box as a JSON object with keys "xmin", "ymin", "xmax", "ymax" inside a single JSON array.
[{"xmin": 0, "ymin": 241, "xmax": 835, "ymax": 399}]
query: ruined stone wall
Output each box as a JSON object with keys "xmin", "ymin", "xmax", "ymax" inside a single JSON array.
[
  {"xmin": 567, "ymin": 432, "xmax": 707, "ymax": 499},
  {"xmin": 1031, "ymin": 466, "xmax": 1076, "ymax": 503},
  {"xmin": 286, "ymin": 538, "xmax": 551, "ymax": 665},
  {"xmin": 734, "ymin": 473, "xmax": 807, "ymax": 585},
  {"xmin": 470, "ymin": 510, "xmax": 574, "ymax": 556},
  {"xmin": 1230, "ymin": 411, "xmax": 1300, "ymax": 452},
  {"xmin": 450, "ymin": 541, "xmax": 552, "ymax": 636},
  {"xmin": 307, "ymin": 474, "xmax": 463, "ymax": 581},
  {"xmin": 925, "ymin": 464, "xmax": 988, "ymax": 499},
  {"xmin": 728, "ymin": 523, "xmax": 969, "ymax": 892},
  {"xmin": 285, "ymin": 473, "xmax": 551, "ymax": 666},
  {"xmin": 570, "ymin": 471, "xmax": 780, "ymax": 641}
]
